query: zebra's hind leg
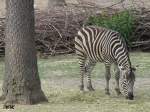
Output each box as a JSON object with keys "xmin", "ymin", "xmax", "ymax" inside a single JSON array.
[
  {"xmin": 114, "ymin": 65, "xmax": 121, "ymax": 95},
  {"xmin": 104, "ymin": 64, "xmax": 111, "ymax": 95},
  {"xmin": 85, "ymin": 60, "xmax": 96, "ymax": 91}
]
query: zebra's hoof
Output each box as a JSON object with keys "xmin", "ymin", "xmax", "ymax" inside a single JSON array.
[
  {"xmin": 87, "ymin": 86, "xmax": 95, "ymax": 91},
  {"xmin": 105, "ymin": 89, "xmax": 110, "ymax": 95},
  {"xmin": 117, "ymin": 91, "xmax": 121, "ymax": 96},
  {"xmin": 105, "ymin": 92, "xmax": 110, "ymax": 95},
  {"xmin": 115, "ymin": 88, "xmax": 121, "ymax": 96},
  {"xmin": 79, "ymin": 85, "xmax": 84, "ymax": 91}
]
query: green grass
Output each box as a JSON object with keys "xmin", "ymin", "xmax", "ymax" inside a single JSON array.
[
  {"xmin": 1, "ymin": 83, "xmax": 150, "ymax": 112},
  {"xmin": 130, "ymin": 53, "xmax": 150, "ymax": 77},
  {"xmin": 38, "ymin": 54, "xmax": 79, "ymax": 78},
  {"xmin": 0, "ymin": 52, "xmax": 149, "ymax": 79},
  {"xmin": 37, "ymin": 52, "xmax": 150, "ymax": 78},
  {"xmin": 0, "ymin": 52, "xmax": 150, "ymax": 112}
]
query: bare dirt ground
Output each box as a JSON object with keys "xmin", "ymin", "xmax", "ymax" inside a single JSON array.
[{"xmin": 0, "ymin": 0, "xmax": 150, "ymax": 17}]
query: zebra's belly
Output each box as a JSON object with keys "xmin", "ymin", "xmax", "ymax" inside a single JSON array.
[
  {"xmin": 82, "ymin": 43, "xmax": 114, "ymax": 64},
  {"xmin": 88, "ymin": 56, "xmax": 115, "ymax": 65},
  {"xmin": 86, "ymin": 50, "xmax": 105, "ymax": 62},
  {"xmin": 86, "ymin": 49, "xmax": 115, "ymax": 64}
]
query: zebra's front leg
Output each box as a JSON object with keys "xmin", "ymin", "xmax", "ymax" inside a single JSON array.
[
  {"xmin": 79, "ymin": 58, "xmax": 86, "ymax": 91},
  {"xmin": 105, "ymin": 64, "xmax": 111, "ymax": 95},
  {"xmin": 114, "ymin": 66, "xmax": 121, "ymax": 95},
  {"xmin": 86, "ymin": 61, "xmax": 96, "ymax": 91}
]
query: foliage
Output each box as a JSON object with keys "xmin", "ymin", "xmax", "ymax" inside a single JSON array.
[{"xmin": 86, "ymin": 10, "xmax": 135, "ymax": 45}]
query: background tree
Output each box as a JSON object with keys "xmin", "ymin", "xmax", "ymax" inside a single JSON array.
[
  {"xmin": 1, "ymin": 0, "xmax": 48, "ymax": 105},
  {"xmin": 48, "ymin": 0, "xmax": 67, "ymax": 9}
]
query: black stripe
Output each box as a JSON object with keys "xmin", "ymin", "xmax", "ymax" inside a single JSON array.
[{"xmin": 75, "ymin": 41, "xmax": 83, "ymax": 49}]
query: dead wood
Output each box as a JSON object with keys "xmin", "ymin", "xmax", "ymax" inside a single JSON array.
[{"xmin": 0, "ymin": 7, "xmax": 150, "ymax": 56}]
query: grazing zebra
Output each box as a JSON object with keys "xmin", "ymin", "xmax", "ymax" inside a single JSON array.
[{"xmin": 75, "ymin": 26, "xmax": 135, "ymax": 100}]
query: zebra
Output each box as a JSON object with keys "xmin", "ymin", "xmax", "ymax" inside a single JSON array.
[{"xmin": 75, "ymin": 26, "xmax": 136, "ymax": 100}]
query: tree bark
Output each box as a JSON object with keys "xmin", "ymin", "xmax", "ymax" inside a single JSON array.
[{"xmin": 1, "ymin": 0, "xmax": 48, "ymax": 105}]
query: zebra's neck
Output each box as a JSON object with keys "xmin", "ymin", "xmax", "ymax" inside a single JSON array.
[
  {"xmin": 112, "ymin": 43, "xmax": 131, "ymax": 70},
  {"xmin": 111, "ymin": 35, "xmax": 132, "ymax": 70},
  {"xmin": 117, "ymin": 51, "xmax": 131, "ymax": 70}
]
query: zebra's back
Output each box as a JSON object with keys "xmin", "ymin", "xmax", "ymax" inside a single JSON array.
[{"xmin": 75, "ymin": 26, "xmax": 127, "ymax": 64}]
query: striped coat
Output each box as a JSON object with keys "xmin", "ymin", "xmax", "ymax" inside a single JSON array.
[{"xmin": 75, "ymin": 26, "xmax": 135, "ymax": 100}]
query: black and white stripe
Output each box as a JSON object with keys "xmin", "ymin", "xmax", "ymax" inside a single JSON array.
[{"xmin": 75, "ymin": 26, "xmax": 135, "ymax": 100}]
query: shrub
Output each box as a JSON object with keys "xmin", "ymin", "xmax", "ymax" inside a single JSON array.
[{"xmin": 86, "ymin": 10, "xmax": 135, "ymax": 45}]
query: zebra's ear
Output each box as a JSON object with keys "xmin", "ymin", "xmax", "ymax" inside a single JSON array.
[{"xmin": 131, "ymin": 67, "xmax": 136, "ymax": 71}]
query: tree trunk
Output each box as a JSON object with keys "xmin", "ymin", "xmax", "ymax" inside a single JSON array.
[
  {"xmin": 1, "ymin": 0, "xmax": 48, "ymax": 105},
  {"xmin": 48, "ymin": 0, "xmax": 66, "ymax": 9}
]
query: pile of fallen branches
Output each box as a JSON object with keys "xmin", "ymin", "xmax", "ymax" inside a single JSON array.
[
  {"xmin": 34, "ymin": 7, "xmax": 150, "ymax": 54},
  {"xmin": 0, "ymin": 7, "xmax": 150, "ymax": 57},
  {"xmin": 35, "ymin": 7, "xmax": 91, "ymax": 55},
  {"xmin": 131, "ymin": 8, "xmax": 150, "ymax": 51},
  {"xmin": 34, "ymin": 5, "xmax": 102, "ymax": 56},
  {"xmin": 0, "ymin": 6, "xmax": 96, "ymax": 56}
]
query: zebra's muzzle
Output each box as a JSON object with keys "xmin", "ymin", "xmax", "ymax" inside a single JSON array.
[{"xmin": 126, "ymin": 93, "xmax": 134, "ymax": 100}]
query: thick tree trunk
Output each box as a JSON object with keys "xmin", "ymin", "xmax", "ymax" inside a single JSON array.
[{"xmin": 1, "ymin": 0, "xmax": 48, "ymax": 105}]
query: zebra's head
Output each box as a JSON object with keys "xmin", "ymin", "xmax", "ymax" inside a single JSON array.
[{"xmin": 119, "ymin": 66, "xmax": 136, "ymax": 100}]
